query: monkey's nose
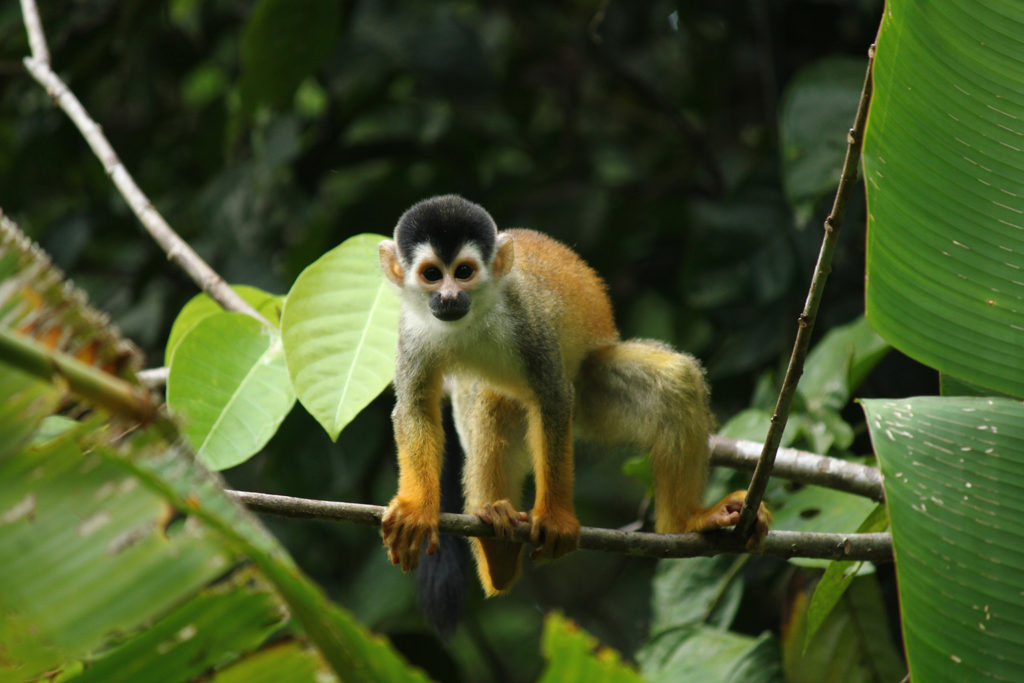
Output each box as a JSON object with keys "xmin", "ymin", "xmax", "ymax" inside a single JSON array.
[{"xmin": 430, "ymin": 291, "xmax": 470, "ymax": 321}]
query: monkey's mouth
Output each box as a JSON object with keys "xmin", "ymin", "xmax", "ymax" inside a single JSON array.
[{"xmin": 431, "ymin": 308, "xmax": 468, "ymax": 322}]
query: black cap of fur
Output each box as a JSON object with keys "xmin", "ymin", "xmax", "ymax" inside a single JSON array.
[{"xmin": 395, "ymin": 195, "xmax": 497, "ymax": 266}]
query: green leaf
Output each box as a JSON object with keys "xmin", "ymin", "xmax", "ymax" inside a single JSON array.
[
  {"xmin": 940, "ymin": 373, "xmax": 1017, "ymax": 399},
  {"xmin": 539, "ymin": 612, "xmax": 644, "ymax": 683},
  {"xmin": 862, "ymin": 396, "xmax": 1024, "ymax": 680},
  {"xmin": 165, "ymin": 285, "xmax": 283, "ymax": 366},
  {"xmin": 0, "ymin": 216, "xmax": 426, "ymax": 682},
  {"xmin": 281, "ymin": 234, "xmax": 400, "ymax": 441},
  {"xmin": 166, "ymin": 312, "xmax": 295, "ymax": 470},
  {"xmin": 650, "ymin": 556, "xmax": 746, "ymax": 634},
  {"xmin": 864, "ymin": 2, "xmax": 1024, "ymax": 397},
  {"xmin": 799, "ymin": 316, "xmax": 889, "ymax": 414},
  {"xmin": 211, "ymin": 641, "xmax": 327, "ymax": 682},
  {"xmin": 803, "ymin": 504, "xmax": 889, "ymax": 649},
  {"xmin": 718, "ymin": 408, "xmax": 774, "ymax": 444},
  {"xmin": 785, "ymin": 576, "xmax": 905, "ymax": 683},
  {"xmin": 0, "ymin": 424, "xmax": 234, "ymax": 679},
  {"xmin": 779, "ymin": 57, "xmax": 867, "ymax": 226},
  {"xmin": 239, "ymin": 0, "xmax": 341, "ymax": 110},
  {"xmin": 638, "ymin": 628, "xmax": 783, "ymax": 683},
  {"xmin": 620, "ymin": 454, "xmax": 653, "ymax": 490},
  {"xmin": 769, "ymin": 486, "xmax": 877, "ymax": 562},
  {"xmin": 70, "ymin": 579, "xmax": 286, "ymax": 683},
  {"xmin": 0, "ymin": 365, "xmax": 59, "ymax": 459},
  {"xmin": 123, "ymin": 434, "xmax": 427, "ymax": 682}
]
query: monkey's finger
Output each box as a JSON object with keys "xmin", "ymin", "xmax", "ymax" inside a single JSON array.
[
  {"xmin": 528, "ymin": 521, "xmax": 552, "ymax": 561},
  {"xmin": 425, "ymin": 527, "xmax": 440, "ymax": 556},
  {"xmin": 386, "ymin": 541, "xmax": 401, "ymax": 565},
  {"xmin": 389, "ymin": 523, "xmax": 412, "ymax": 568},
  {"xmin": 476, "ymin": 506, "xmax": 493, "ymax": 525},
  {"xmin": 401, "ymin": 527, "xmax": 424, "ymax": 571}
]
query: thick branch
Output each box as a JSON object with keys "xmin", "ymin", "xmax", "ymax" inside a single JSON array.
[
  {"xmin": 711, "ymin": 435, "xmax": 883, "ymax": 502},
  {"xmin": 18, "ymin": 0, "xmax": 266, "ymax": 324},
  {"xmin": 737, "ymin": 43, "xmax": 877, "ymax": 536},
  {"xmin": 137, "ymin": 366, "xmax": 169, "ymax": 389},
  {"xmin": 228, "ymin": 490, "xmax": 891, "ymax": 563}
]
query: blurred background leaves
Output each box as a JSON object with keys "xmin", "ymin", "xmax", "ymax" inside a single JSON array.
[{"xmin": 1, "ymin": 1, "xmax": 921, "ymax": 680}]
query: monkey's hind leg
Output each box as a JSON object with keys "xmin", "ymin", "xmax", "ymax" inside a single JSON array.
[
  {"xmin": 451, "ymin": 383, "xmax": 532, "ymax": 595},
  {"xmin": 575, "ymin": 340, "xmax": 770, "ymax": 539}
]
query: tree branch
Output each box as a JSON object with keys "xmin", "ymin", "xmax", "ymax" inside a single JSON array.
[
  {"xmin": 711, "ymin": 435, "xmax": 883, "ymax": 502},
  {"xmin": 227, "ymin": 490, "xmax": 892, "ymax": 563},
  {"xmin": 137, "ymin": 366, "xmax": 169, "ymax": 389},
  {"xmin": 18, "ymin": 0, "xmax": 267, "ymax": 324},
  {"xmin": 737, "ymin": 42, "xmax": 877, "ymax": 536}
]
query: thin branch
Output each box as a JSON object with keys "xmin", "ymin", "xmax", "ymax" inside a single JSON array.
[
  {"xmin": 737, "ymin": 43, "xmax": 877, "ymax": 537},
  {"xmin": 227, "ymin": 490, "xmax": 892, "ymax": 563},
  {"xmin": 18, "ymin": 0, "xmax": 267, "ymax": 325}
]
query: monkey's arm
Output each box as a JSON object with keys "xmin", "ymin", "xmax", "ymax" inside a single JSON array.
[
  {"xmin": 525, "ymin": 398, "xmax": 581, "ymax": 561},
  {"xmin": 522, "ymin": 354, "xmax": 581, "ymax": 561},
  {"xmin": 381, "ymin": 354, "xmax": 445, "ymax": 571}
]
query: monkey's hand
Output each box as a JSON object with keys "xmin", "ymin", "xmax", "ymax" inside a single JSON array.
[
  {"xmin": 527, "ymin": 504, "xmax": 581, "ymax": 562},
  {"xmin": 381, "ymin": 496, "xmax": 440, "ymax": 572},
  {"xmin": 684, "ymin": 490, "xmax": 772, "ymax": 550}
]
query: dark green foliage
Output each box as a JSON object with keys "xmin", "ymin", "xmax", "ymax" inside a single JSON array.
[{"xmin": 2, "ymin": 2, "xmax": 916, "ymax": 680}]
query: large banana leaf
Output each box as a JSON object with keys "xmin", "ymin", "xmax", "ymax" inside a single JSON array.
[
  {"xmin": 862, "ymin": 397, "xmax": 1024, "ymax": 680},
  {"xmin": 863, "ymin": 1, "xmax": 1024, "ymax": 397},
  {"xmin": 0, "ymin": 215, "xmax": 425, "ymax": 682}
]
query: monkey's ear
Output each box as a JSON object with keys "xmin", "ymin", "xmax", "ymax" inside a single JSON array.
[
  {"xmin": 492, "ymin": 233, "xmax": 515, "ymax": 279},
  {"xmin": 379, "ymin": 240, "xmax": 405, "ymax": 286}
]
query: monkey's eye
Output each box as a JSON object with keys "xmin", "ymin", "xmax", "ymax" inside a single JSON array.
[
  {"xmin": 421, "ymin": 266, "xmax": 443, "ymax": 283},
  {"xmin": 454, "ymin": 264, "xmax": 475, "ymax": 280}
]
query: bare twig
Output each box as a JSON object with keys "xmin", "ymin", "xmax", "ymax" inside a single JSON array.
[
  {"xmin": 227, "ymin": 490, "xmax": 892, "ymax": 563},
  {"xmin": 18, "ymin": 0, "xmax": 267, "ymax": 324},
  {"xmin": 737, "ymin": 43, "xmax": 877, "ymax": 537}
]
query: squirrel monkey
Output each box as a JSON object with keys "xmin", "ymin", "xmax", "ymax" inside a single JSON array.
[{"xmin": 379, "ymin": 195, "xmax": 769, "ymax": 595}]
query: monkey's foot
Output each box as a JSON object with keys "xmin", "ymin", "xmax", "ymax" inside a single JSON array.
[
  {"xmin": 527, "ymin": 505, "xmax": 580, "ymax": 562},
  {"xmin": 678, "ymin": 490, "xmax": 772, "ymax": 550},
  {"xmin": 474, "ymin": 499, "xmax": 528, "ymax": 539},
  {"xmin": 380, "ymin": 495, "xmax": 440, "ymax": 572},
  {"xmin": 472, "ymin": 500, "xmax": 529, "ymax": 592}
]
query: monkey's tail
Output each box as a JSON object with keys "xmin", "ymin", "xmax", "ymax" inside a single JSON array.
[{"xmin": 415, "ymin": 401, "xmax": 469, "ymax": 639}]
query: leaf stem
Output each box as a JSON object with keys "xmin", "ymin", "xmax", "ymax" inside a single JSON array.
[{"xmin": 0, "ymin": 328, "xmax": 171, "ymax": 435}]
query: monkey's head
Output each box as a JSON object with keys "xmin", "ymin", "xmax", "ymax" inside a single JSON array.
[{"xmin": 380, "ymin": 195, "xmax": 514, "ymax": 323}]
